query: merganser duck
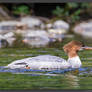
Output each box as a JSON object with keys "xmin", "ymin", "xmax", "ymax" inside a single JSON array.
[{"xmin": 5, "ymin": 40, "xmax": 92, "ymax": 70}]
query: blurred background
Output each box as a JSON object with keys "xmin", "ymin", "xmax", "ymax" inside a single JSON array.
[{"xmin": 0, "ymin": 3, "xmax": 92, "ymax": 48}]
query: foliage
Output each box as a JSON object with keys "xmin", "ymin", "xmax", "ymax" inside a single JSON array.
[
  {"xmin": 52, "ymin": 3, "xmax": 91, "ymax": 23},
  {"xmin": 13, "ymin": 5, "xmax": 30, "ymax": 16}
]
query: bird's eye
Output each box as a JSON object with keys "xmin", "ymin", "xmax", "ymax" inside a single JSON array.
[
  {"xmin": 26, "ymin": 65, "xmax": 28, "ymax": 67},
  {"xmin": 82, "ymin": 44, "xmax": 85, "ymax": 47}
]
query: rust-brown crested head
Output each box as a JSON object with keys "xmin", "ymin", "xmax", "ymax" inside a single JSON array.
[{"xmin": 63, "ymin": 40, "xmax": 83, "ymax": 53}]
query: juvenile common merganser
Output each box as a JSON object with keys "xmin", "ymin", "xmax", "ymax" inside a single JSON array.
[{"xmin": 5, "ymin": 40, "xmax": 92, "ymax": 70}]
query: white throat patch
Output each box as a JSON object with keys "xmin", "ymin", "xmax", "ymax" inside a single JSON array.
[{"xmin": 67, "ymin": 56, "xmax": 82, "ymax": 68}]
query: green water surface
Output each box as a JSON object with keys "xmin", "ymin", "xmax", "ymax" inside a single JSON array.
[{"xmin": 0, "ymin": 35, "xmax": 92, "ymax": 90}]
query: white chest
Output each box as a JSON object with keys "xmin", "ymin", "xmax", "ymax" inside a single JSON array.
[{"xmin": 67, "ymin": 56, "xmax": 82, "ymax": 68}]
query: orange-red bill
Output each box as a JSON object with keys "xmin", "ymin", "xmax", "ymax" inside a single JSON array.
[{"xmin": 81, "ymin": 46, "xmax": 92, "ymax": 50}]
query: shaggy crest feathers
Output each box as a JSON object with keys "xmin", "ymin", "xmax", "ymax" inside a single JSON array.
[{"xmin": 63, "ymin": 40, "xmax": 83, "ymax": 53}]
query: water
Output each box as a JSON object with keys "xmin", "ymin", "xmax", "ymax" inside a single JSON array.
[
  {"xmin": 0, "ymin": 66, "xmax": 91, "ymax": 76},
  {"xmin": 0, "ymin": 35, "xmax": 92, "ymax": 89}
]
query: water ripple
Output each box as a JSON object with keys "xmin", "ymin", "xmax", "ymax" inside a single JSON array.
[{"xmin": 0, "ymin": 66, "xmax": 91, "ymax": 76}]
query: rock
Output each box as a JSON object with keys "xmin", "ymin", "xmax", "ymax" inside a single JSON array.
[
  {"xmin": 0, "ymin": 39, "xmax": 8, "ymax": 48},
  {"xmin": 0, "ymin": 20, "xmax": 20, "ymax": 26},
  {"xmin": 22, "ymin": 30, "xmax": 50, "ymax": 47},
  {"xmin": 21, "ymin": 29, "xmax": 48, "ymax": 37},
  {"xmin": 0, "ymin": 18, "xmax": 70, "ymax": 47},
  {"xmin": 64, "ymin": 34, "xmax": 74, "ymax": 38},
  {"xmin": 15, "ymin": 29, "xmax": 25, "ymax": 35},
  {"xmin": 0, "ymin": 32, "xmax": 16, "ymax": 47},
  {"xmin": 46, "ymin": 20, "xmax": 70, "ymax": 41},
  {"xmin": 4, "ymin": 32, "xmax": 15, "ymax": 38},
  {"xmin": 48, "ymin": 29, "xmax": 66, "ymax": 42},
  {"xmin": 16, "ymin": 22, "xmax": 28, "ymax": 30},
  {"xmin": 23, "ymin": 36, "xmax": 49, "ymax": 47},
  {"xmin": 73, "ymin": 21, "xmax": 92, "ymax": 38},
  {"xmin": 46, "ymin": 20, "xmax": 69, "ymax": 31},
  {"xmin": 4, "ymin": 32, "xmax": 16, "ymax": 46},
  {"xmin": 20, "ymin": 16, "xmax": 45, "ymax": 29},
  {"xmin": 0, "ymin": 20, "xmax": 28, "ymax": 34},
  {"xmin": 0, "ymin": 21, "xmax": 16, "ymax": 34},
  {"xmin": 6, "ymin": 37, "xmax": 16, "ymax": 47},
  {"xmin": 53, "ymin": 20, "xmax": 70, "ymax": 31},
  {"xmin": 46, "ymin": 23, "xmax": 52, "ymax": 29},
  {"xmin": 0, "ymin": 20, "xmax": 26, "ymax": 34},
  {"xmin": 48, "ymin": 29, "xmax": 67, "ymax": 34}
]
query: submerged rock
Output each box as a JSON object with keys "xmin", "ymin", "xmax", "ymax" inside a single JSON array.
[
  {"xmin": 0, "ymin": 39, "xmax": 8, "ymax": 48},
  {"xmin": 22, "ymin": 30, "xmax": 50, "ymax": 47},
  {"xmin": 46, "ymin": 20, "xmax": 70, "ymax": 42},
  {"xmin": 0, "ymin": 32, "xmax": 16, "ymax": 47},
  {"xmin": 48, "ymin": 29, "xmax": 66, "ymax": 42},
  {"xmin": 73, "ymin": 21, "xmax": 92, "ymax": 38}
]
